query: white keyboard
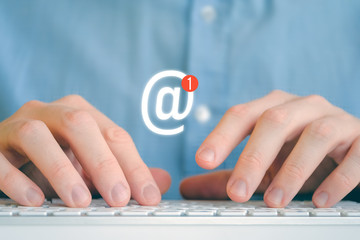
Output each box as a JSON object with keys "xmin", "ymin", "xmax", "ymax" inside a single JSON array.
[
  {"xmin": 1, "ymin": 199, "xmax": 360, "ymax": 240},
  {"xmin": 0, "ymin": 198, "xmax": 360, "ymax": 217}
]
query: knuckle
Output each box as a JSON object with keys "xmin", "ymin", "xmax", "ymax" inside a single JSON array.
[
  {"xmin": 59, "ymin": 95, "xmax": 89, "ymax": 108},
  {"xmin": 16, "ymin": 120, "xmax": 46, "ymax": 139},
  {"xmin": 104, "ymin": 127, "xmax": 133, "ymax": 144},
  {"xmin": 240, "ymin": 151, "xmax": 264, "ymax": 170},
  {"xmin": 51, "ymin": 161, "xmax": 71, "ymax": 180},
  {"xmin": 336, "ymin": 112, "xmax": 350, "ymax": 122},
  {"xmin": 93, "ymin": 157, "xmax": 119, "ymax": 173},
  {"xmin": 226, "ymin": 104, "xmax": 250, "ymax": 120},
  {"xmin": 333, "ymin": 171, "xmax": 353, "ymax": 190},
  {"xmin": 261, "ymin": 107, "xmax": 289, "ymax": 125},
  {"xmin": 62, "ymin": 109, "xmax": 95, "ymax": 128},
  {"xmin": 0, "ymin": 168, "xmax": 16, "ymax": 188},
  {"xmin": 62, "ymin": 94, "xmax": 86, "ymax": 104},
  {"xmin": 307, "ymin": 119, "xmax": 336, "ymax": 141},
  {"xmin": 283, "ymin": 162, "xmax": 305, "ymax": 181},
  {"xmin": 127, "ymin": 163, "xmax": 149, "ymax": 181},
  {"xmin": 22, "ymin": 100, "xmax": 45, "ymax": 110},
  {"xmin": 305, "ymin": 94, "xmax": 329, "ymax": 106},
  {"xmin": 269, "ymin": 89, "xmax": 286, "ymax": 96},
  {"xmin": 211, "ymin": 130, "xmax": 233, "ymax": 146}
]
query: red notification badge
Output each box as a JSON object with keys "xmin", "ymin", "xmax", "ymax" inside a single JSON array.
[{"xmin": 181, "ymin": 75, "xmax": 198, "ymax": 92}]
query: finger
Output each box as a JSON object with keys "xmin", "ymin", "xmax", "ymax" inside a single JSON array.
[
  {"xmin": 196, "ymin": 90, "xmax": 296, "ymax": 169},
  {"xmin": 180, "ymin": 170, "xmax": 232, "ymax": 200},
  {"xmin": 38, "ymin": 107, "xmax": 131, "ymax": 207},
  {"xmin": 227, "ymin": 95, "xmax": 338, "ymax": 203},
  {"xmin": 1, "ymin": 120, "xmax": 91, "ymax": 207},
  {"xmin": 179, "ymin": 170, "xmax": 277, "ymax": 200},
  {"xmin": 18, "ymin": 163, "xmax": 171, "ymax": 199},
  {"xmin": 264, "ymin": 115, "xmax": 359, "ymax": 207},
  {"xmin": 102, "ymin": 127, "xmax": 161, "ymax": 205},
  {"xmin": 79, "ymin": 105, "xmax": 162, "ymax": 204},
  {"xmin": 149, "ymin": 168, "xmax": 171, "ymax": 195},
  {"xmin": 18, "ymin": 159, "xmax": 98, "ymax": 198},
  {"xmin": 0, "ymin": 151, "xmax": 45, "ymax": 206},
  {"xmin": 313, "ymin": 136, "xmax": 360, "ymax": 207},
  {"xmin": 55, "ymin": 96, "xmax": 162, "ymax": 205}
]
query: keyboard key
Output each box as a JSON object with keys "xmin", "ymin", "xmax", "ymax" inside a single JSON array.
[
  {"xmin": 0, "ymin": 208, "xmax": 19, "ymax": 214},
  {"xmin": 311, "ymin": 209, "xmax": 341, "ymax": 217},
  {"xmin": 53, "ymin": 209, "xmax": 86, "ymax": 216},
  {"xmin": 1, "ymin": 198, "xmax": 359, "ymax": 219},
  {"xmin": 0, "ymin": 211, "xmax": 13, "ymax": 216},
  {"xmin": 18, "ymin": 206, "xmax": 34, "ymax": 209},
  {"xmin": 51, "ymin": 199, "xmax": 66, "ymax": 206},
  {"xmin": 89, "ymin": 199, "xmax": 110, "ymax": 208},
  {"xmin": 186, "ymin": 210, "xmax": 215, "ymax": 216},
  {"xmin": 251, "ymin": 209, "xmax": 278, "ymax": 216},
  {"xmin": 19, "ymin": 211, "xmax": 48, "ymax": 217},
  {"xmin": 227, "ymin": 206, "xmax": 255, "ymax": 210},
  {"xmin": 335, "ymin": 201, "xmax": 360, "ymax": 209},
  {"xmin": 280, "ymin": 209, "xmax": 309, "ymax": 217},
  {"xmin": 341, "ymin": 210, "xmax": 360, "ymax": 217},
  {"xmin": 86, "ymin": 209, "xmax": 118, "ymax": 216},
  {"xmin": 47, "ymin": 207, "xmax": 65, "ymax": 211},
  {"xmin": 120, "ymin": 210, "xmax": 152, "ymax": 216},
  {"xmin": 153, "ymin": 210, "xmax": 183, "ymax": 216},
  {"xmin": 218, "ymin": 209, "xmax": 247, "ymax": 216}
]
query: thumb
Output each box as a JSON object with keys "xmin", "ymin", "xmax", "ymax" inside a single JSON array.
[
  {"xmin": 180, "ymin": 170, "xmax": 273, "ymax": 200},
  {"xmin": 180, "ymin": 170, "xmax": 232, "ymax": 200}
]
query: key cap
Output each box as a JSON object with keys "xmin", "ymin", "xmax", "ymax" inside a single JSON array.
[
  {"xmin": 186, "ymin": 210, "xmax": 215, "ymax": 216},
  {"xmin": 153, "ymin": 210, "xmax": 183, "ymax": 216},
  {"xmin": 311, "ymin": 209, "xmax": 341, "ymax": 217},
  {"xmin": 251, "ymin": 209, "xmax": 278, "ymax": 216},
  {"xmin": 0, "ymin": 208, "xmax": 19, "ymax": 214},
  {"xmin": 120, "ymin": 210, "xmax": 152, "ymax": 216},
  {"xmin": 0, "ymin": 212, "xmax": 13, "ymax": 216},
  {"xmin": 19, "ymin": 211, "xmax": 48, "ymax": 216},
  {"xmin": 341, "ymin": 210, "xmax": 360, "ymax": 217},
  {"xmin": 53, "ymin": 209, "xmax": 86, "ymax": 216},
  {"xmin": 89, "ymin": 199, "xmax": 109, "ymax": 208},
  {"xmin": 218, "ymin": 209, "xmax": 247, "ymax": 216},
  {"xmin": 47, "ymin": 207, "xmax": 65, "ymax": 211},
  {"xmin": 227, "ymin": 207, "xmax": 255, "ymax": 210},
  {"xmin": 51, "ymin": 199, "xmax": 66, "ymax": 205},
  {"xmin": 335, "ymin": 202, "xmax": 360, "ymax": 209},
  {"xmin": 280, "ymin": 209, "xmax": 309, "ymax": 217},
  {"xmin": 86, "ymin": 209, "xmax": 118, "ymax": 216}
]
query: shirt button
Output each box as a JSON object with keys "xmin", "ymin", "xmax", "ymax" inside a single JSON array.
[
  {"xmin": 195, "ymin": 105, "xmax": 211, "ymax": 124},
  {"xmin": 201, "ymin": 5, "xmax": 217, "ymax": 23}
]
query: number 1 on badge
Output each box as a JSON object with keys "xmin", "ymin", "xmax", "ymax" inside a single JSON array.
[{"xmin": 182, "ymin": 75, "xmax": 198, "ymax": 92}]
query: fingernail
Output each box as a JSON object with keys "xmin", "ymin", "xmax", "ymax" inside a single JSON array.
[
  {"xmin": 315, "ymin": 191, "xmax": 328, "ymax": 207},
  {"xmin": 267, "ymin": 188, "xmax": 283, "ymax": 206},
  {"xmin": 198, "ymin": 147, "xmax": 215, "ymax": 162},
  {"xmin": 142, "ymin": 183, "xmax": 160, "ymax": 202},
  {"xmin": 26, "ymin": 188, "xmax": 43, "ymax": 205},
  {"xmin": 71, "ymin": 184, "xmax": 89, "ymax": 205},
  {"xmin": 111, "ymin": 183, "xmax": 129, "ymax": 203},
  {"xmin": 230, "ymin": 180, "xmax": 247, "ymax": 198}
]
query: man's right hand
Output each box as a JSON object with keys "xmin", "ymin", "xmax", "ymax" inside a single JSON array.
[{"xmin": 0, "ymin": 95, "xmax": 171, "ymax": 207}]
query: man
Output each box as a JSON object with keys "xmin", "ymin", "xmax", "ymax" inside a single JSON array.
[{"xmin": 0, "ymin": 0, "xmax": 359, "ymax": 208}]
